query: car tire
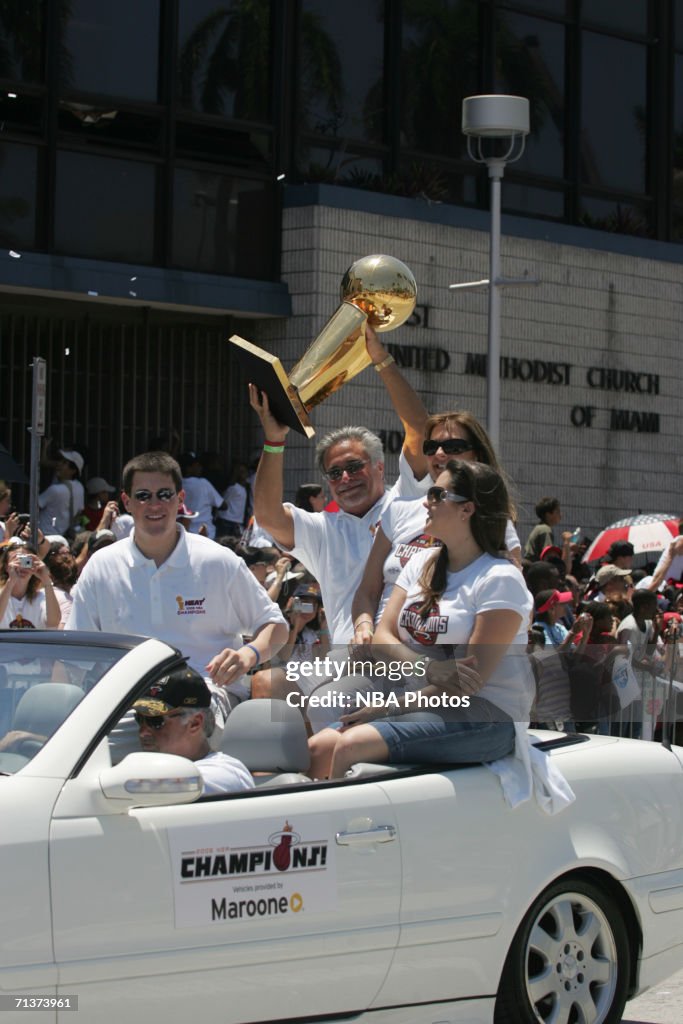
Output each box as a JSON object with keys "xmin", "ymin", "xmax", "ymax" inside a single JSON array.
[{"xmin": 494, "ymin": 877, "xmax": 630, "ymax": 1024}]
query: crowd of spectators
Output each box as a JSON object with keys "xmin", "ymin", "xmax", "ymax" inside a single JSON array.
[{"xmin": 2, "ymin": 338, "xmax": 682, "ymax": 787}]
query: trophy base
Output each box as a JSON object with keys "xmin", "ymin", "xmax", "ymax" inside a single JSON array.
[{"xmin": 229, "ymin": 335, "xmax": 315, "ymax": 438}]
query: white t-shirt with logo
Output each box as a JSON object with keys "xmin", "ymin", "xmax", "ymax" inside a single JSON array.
[
  {"xmin": 377, "ymin": 499, "xmax": 521, "ymax": 621},
  {"xmin": 66, "ymin": 527, "xmax": 286, "ymax": 695},
  {"xmin": 0, "ymin": 591, "xmax": 49, "ymax": 630},
  {"xmin": 394, "ymin": 550, "xmax": 534, "ymax": 722},
  {"xmin": 287, "ymin": 451, "xmax": 429, "ymax": 645}
]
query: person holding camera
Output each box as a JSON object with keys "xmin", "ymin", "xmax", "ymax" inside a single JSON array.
[
  {"xmin": 0, "ymin": 540, "xmax": 61, "ymax": 629},
  {"xmin": 251, "ymin": 584, "xmax": 330, "ymax": 703}
]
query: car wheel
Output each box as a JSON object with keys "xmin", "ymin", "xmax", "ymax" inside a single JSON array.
[{"xmin": 494, "ymin": 877, "xmax": 630, "ymax": 1024}]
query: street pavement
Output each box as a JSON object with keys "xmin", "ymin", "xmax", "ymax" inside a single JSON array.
[{"xmin": 623, "ymin": 966, "xmax": 683, "ymax": 1023}]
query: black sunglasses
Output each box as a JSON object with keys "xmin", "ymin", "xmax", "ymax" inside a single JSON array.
[
  {"xmin": 426, "ymin": 486, "xmax": 470, "ymax": 506},
  {"xmin": 323, "ymin": 459, "xmax": 368, "ymax": 483},
  {"xmin": 422, "ymin": 439, "xmax": 474, "ymax": 457},
  {"xmin": 134, "ymin": 710, "xmax": 187, "ymax": 730},
  {"xmin": 131, "ymin": 488, "xmax": 178, "ymax": 503}
]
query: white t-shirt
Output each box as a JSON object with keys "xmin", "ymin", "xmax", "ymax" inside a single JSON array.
[
  {"xmin": 195, "ymin": 750, "xmax": 254, "ymax": 795},
  {"xmin": 217, "ymin": 482, "xmax": 248, "ymax": 525},
  {"xmin": 394, "ymin": 550, "xmax": 534, "ymax": 722},
  {"xmin": 0, "ymin": 591, "xmax": 49, "ymax": 630},
  {"xmin": 287, "ymin": 451, "xmax": 429, "ymax": 644},
  {"xmin": 181, "ymin": 477, "xmax": 224, "ymax": 539},
  {"xmin": 66, "ymin": 527, "xmax": 286, "ymax": 696},
  {"xmin": 38, "ymin": 480, "xmax": 85, "ymax": 535},
  {"xmin": 377, "ymin": 499, "xmax": 521, "ymax": 621},
  {"xmin": 653, "ymin": 549, "xmax": 683, "ymax": 587}
]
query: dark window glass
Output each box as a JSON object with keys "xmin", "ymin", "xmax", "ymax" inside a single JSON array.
[
  {"xmin": 55, "ymin": 152, "xmax": 155, "ymax": 263},
  {"xmin": 298, "ymin": 0, "xmax": 384, "ymax": 144},
  {"xmin": 502, "ymin": 182, "xmax": 565, "ymax": 218},
  {"xmin": 495, "ymin": 13, "xmax": 565, "ymax": 178},
  {"xmin": 296, "ymin": 145, "xmax": 385, "ymax": 186},
  {"xmin": 500, "ymin": 0, "xmax": 565, "ymax": 13},
  {"xmin": 0, "ymin": 92, "xmax": 43, "ymax": 136},
  {"xmin": 0, "ymin": 143, "xmax": 37, "ymax": 249},
  {"xmin": 0, "ymin": 0, "xmax": 44, "ymax": 82},
  {"xmin": 397, "ymin": 156, "xmax": 475, "ymax": 205},
  {"xmin": 60, "ymin": 1, "xmax": 160, "ymax": 102},
  {"xmin": 176, "ymin": 120, "xmax": 270, "ymax": 168},
  {"xmin": 57, "ymin": 102, "xmax": 162, "ymax": 151},
  {"xmin": 676, "ymin": 0, "xmax": 683, "ymax": 49},
  {"xmin": 177, "ymin": 0, "xmax": 271, "ymax": 120},
  {"xmin": 172, "ymin": 169, "xmax": 275, "ymax": 279},
  {"xmin": 672, "ymin": 206, "xmax": 683, "ymax": 241},
  {"xmin": 399, "ymin": 0, "xmax": 478, "ymax": 159},
  {"xmin": 579, "ymin": 196, "xmax": 652, "ymax": 237},
  {"xmin": 673, "ymin": 56, "xmax": 683, "ymax": 212},
  {"xmin": 580, "ymin": 0, "xmax": 647, "ymax": 35},
  {"xmin": 580, "ymin": 33, "xmax": 647, "ymax": 193}
]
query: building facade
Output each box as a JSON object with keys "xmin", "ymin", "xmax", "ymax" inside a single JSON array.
[{"xmin": 1, "ymin": 0, "xmax": 682, "ymax": 538}]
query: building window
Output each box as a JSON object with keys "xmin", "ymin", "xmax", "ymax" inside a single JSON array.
[
  {"xmin": 494, "ymin": 11, "xmax": 565, "ymax": 180},
  {"xmin": 177, "ymin": 0, "xmax": 271, "ymax": 121},
  {"xmin": 298, "ymin": 0, "xmax": 385, "ymax": 145},
  {"xmin": 0, "ymin": 143, "xmax": 38, "ymax": 250},
  {"xmin": 59, "ymin": 0, "xmax": 161, "ymax": 102},
  {"xmin": 54, "ymin": 151, "xmax": 156, "ymax": 263},
  {"xmin": 0, "ymin": 0, "xmax": 44, "ymax": 83},
  {"xmin": 172, "ymin": 167, "xmax": 275, "ymax": 279},
  {"xmin": 580, "ymin": 32, "xmax": 647, "ymax": 194}
]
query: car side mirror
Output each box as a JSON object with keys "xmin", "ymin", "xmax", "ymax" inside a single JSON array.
[{"xmin": 99, "ymin": 752, "xmax": 203, "ymax": 806}]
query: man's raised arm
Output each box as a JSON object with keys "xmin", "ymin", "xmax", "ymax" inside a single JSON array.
[{"xmin": 248, "ymin": 384, "xmax": 296, "ymax": 550}]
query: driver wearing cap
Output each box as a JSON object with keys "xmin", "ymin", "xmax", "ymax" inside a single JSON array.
[{"xmin": 134, "ymin": 667, "xmax": 254, "ymax": 795}]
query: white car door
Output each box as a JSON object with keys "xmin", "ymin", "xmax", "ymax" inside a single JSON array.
[{"xmin": 49, "ymin": 776, "xmax": 401, "ymax": 1024}]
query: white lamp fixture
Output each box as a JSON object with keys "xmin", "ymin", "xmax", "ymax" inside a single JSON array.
[{"xmin": 452, "ymin": 95, "xmax": 533, "ymax": 450}]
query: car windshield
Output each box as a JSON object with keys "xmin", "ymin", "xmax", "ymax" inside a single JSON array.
[{"xmin": 0, "ymin": 637, "xmax": 129, "ymax": 773}]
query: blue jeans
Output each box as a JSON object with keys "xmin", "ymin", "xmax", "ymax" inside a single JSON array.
[{"xmin": 372, "ymin": 696, "xmax": 515, "ymax": 764}]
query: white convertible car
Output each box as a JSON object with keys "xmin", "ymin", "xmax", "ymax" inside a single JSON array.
[{"xmin": 2, "ymin": 630, "xmax": 683, "ymax": 1024}]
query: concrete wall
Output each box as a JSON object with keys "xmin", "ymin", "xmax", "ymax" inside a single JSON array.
[{"xmin": 261, "ymin": 191, "xmax": 683, "ymax": 550}]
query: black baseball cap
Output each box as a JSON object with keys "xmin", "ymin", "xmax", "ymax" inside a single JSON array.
[{"xmin": 134, "ymin": 666, "xmax": 211, "ymax": 716}]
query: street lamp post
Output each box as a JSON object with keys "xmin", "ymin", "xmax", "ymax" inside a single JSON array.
[{"xmin": 454, "ymin": 95, "xmax": 531, "ymax": 450}]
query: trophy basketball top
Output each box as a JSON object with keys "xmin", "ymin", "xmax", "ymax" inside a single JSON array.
[{"xmin": 340, "ymin": 254, "xmax": 417, "ymax": 332}]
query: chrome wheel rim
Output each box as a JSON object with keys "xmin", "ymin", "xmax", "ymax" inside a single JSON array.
[{"xmin": 524, "ymin": 891, "xmax": 618, "ymax": 1024}]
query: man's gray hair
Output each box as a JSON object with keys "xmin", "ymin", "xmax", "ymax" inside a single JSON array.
[{"xmin": 315, "ymin": 427, "xmax": 384, "ymax": 475}]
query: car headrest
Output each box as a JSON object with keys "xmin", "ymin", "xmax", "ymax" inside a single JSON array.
[
  {"xmin": 13, "ymin": 683, "xmax": 84, "ymax": 737},
  {"xmin": 219, "ymin": 699, "xmax": 310, "ymax": 773}
]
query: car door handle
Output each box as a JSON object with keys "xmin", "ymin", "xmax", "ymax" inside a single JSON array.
[{"xmin": 335, "ymin": 825, "xmax": 397, "ymax": 846}]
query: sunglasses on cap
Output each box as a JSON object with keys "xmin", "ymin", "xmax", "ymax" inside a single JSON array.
[
  {"xmin": 134, "ymin": 710, "xmax": 188, "ymax": 730},
  {"xmin": 131, "ymin": 488, "xmax": 178, "ymax": 503},
  {"xmin": 426, "ymin": 486, "xmax": 470, "ymax": 506},
  {"xmin": 422, "ymin": 438, "xmax": 474, "ymax": 457},
  {"xmin": 323, "ymin": 459, "xmax": 368, "ymax": 483}
]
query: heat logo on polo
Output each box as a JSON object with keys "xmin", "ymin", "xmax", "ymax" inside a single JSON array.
[{"xmin": 175, "ymin": 595, "xmax": 207, "ymax": 615}]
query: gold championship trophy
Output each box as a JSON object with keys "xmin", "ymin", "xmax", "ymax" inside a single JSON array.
[{"xmin": 229, "ymin": 254, "xmax": 417, "ymax": 437}]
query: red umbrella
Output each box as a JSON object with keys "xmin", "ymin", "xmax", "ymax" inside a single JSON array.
[{"xmin": 583, "ymin": 513, "xmax": 680, "ymax": 562}]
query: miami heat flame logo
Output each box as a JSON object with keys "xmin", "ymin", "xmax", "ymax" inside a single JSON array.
[{"xmin": 268, "ymin": 821, "xmax": 301, "ymax": 871}]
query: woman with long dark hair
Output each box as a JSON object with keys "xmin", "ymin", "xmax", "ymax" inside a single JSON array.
[
  {"xmin": 309, "ymin": 460, "xmax": 533, "ymax": 778},
  {"xmin": 0, "ymin": 540, "xmax": 61, "ymax": 629},
  {"xmin": 351, "ymin": 410, "xmax": 520, "ymax": 647}
]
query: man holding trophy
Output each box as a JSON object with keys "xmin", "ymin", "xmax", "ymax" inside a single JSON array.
[{"xmin": 239, "ymin": 255, "xmax": 429, "ymax": 648}]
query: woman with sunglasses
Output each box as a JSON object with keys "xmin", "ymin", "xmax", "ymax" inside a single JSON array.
[
  {"xmin": 309, "ymin": 460, "xmax": 533, "ymax": 777},
  {"xmin": 0, "ymin": 540, "xmax": 61, "ymax": 629},
  {"xmin": 351, "ymin": 410, "xmax": 520, "ymax": 646}
]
